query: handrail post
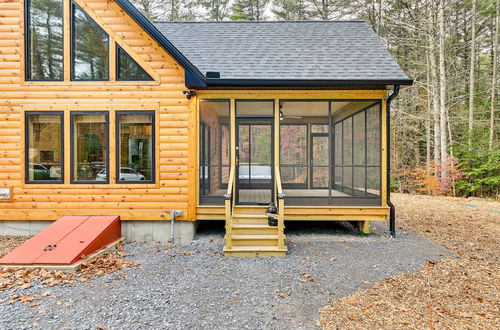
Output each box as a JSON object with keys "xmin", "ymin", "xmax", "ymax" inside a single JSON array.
[
  {"xmin": 274, "ymin": 166, "xmax": 285, "ymax": 250},
  {"xmin": 278, "ymin": 198, "xmax": 284, "ymax": 250},
  {"xmin": 224, "ymin": 198, "xmax": 232, "ymax": 249},
  {"xmin": 224, "ymin": 165, "xmax": 235, "ymax": 250}
]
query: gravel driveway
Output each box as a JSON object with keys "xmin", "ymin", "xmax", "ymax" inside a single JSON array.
[{"xmin": 0, "ymin": 221, "xmax": 450, "ymax": 329}]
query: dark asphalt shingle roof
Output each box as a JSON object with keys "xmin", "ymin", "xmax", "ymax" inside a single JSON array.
[{"xmin": 153, "ymin": 21, "xmax": 411, "ymax": 84}]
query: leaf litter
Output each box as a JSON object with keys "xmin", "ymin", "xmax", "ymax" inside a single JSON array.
[
  {"xmin": 319, "ymin": 193, "xmax": 500, "ymax": 329},
  {"xmin": 0, "ymin": 239, "xmax": 140, "ymax": 298}
]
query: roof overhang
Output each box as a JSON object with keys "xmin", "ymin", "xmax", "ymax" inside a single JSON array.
[
  {"xmin": 114, "ymin": 0, "xmax": 207, "ymax": 88},
  {"xmin": 109, "ymin": 2, "xmax": 414, "ymax": 90},
  {"xmin": 203, "ymin": 78, "xmax": 413, "ymax": 89}
]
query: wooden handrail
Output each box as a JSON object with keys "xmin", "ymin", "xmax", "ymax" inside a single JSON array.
[
  {"xmin": 274, "ymin": 165, "xmax": 285, "ymax": 250},
  {"xmin": 274, "ymin": 165, "xmax": 283, "ymax": 196},
  {"xmin": 225, "ymin": 165, "xmax": 236, "ymax": 199},
  {"xmin": 224, "ymin": 165, "xmax": 236, "ymax": 250}
]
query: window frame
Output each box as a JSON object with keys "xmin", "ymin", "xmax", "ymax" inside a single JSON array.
[
  {"xmin": 116, "ymin": 45, "xmax": 154, "ymax": 82},
  {"xmin": 115, "ymin": 110, "xmax": 156, "ymax": 184},
  {"xmin": 25, "ymin": 111, "xmax": 65, "ymax": 184},
  {"xmin": 70, "ymin": 1, "xmax": 110, "ymax": 82},
  {"xmin": 25, "ymin": 0, "xmax": 65, "ymax": 81},
  {"xmin": 70, "ymin": 111, "xmax": 110, "ymax": 184}
]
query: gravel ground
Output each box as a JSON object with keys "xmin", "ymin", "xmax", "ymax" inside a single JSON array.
[{"xmin": 0, "ymin": 221, "xmax": 449, "ymax": 329}]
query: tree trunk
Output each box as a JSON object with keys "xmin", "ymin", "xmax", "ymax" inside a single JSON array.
[
  {"xmin": 468, "ymin": 0, "xmax": 477, "ymax": 148},
  {"xmin": 490, "ymin": 0, "xmax": 499, "ymax": 150},
  {"xmin": 428, "ymin": 0, "xmax": 440, "ymax": 177},
  {"xmin": 438, "ymin": 0, "xmax": 448, "ymax": 186},
  {"xmin": 426, "ymin": 50, "xmax": 432, "ymax": 174}
]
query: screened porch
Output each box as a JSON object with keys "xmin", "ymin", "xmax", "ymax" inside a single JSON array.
[{"xmin": 198, "ymin": 98, "xmax": 383, "ymax": 207}]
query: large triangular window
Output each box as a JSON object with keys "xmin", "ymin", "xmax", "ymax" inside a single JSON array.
[
  {"xmin": 71, "ymin": 2, "xmax": 109, "ymax": 80},
  {"xmin": 117, "ymin": 45, "xmax": 153, "ymax": 81}
]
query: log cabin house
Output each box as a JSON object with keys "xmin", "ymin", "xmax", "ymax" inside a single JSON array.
[{"xmin": 0, "ymin": 0, "xmax": 412, "ymax": 256}]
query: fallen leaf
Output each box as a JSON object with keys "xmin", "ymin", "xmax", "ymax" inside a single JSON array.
[{"xmin": 346, "ymin": 314, "xmax": 361, "ymax": 322}]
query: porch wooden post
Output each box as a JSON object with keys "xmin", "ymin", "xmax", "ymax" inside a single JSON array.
[
  {"xmin": 274, "ymin": 99, "xmax": 280, "ymax": 192},
  {"xmin": 230, "ymin": 99, "xmax": 236, "ymax": 168}
]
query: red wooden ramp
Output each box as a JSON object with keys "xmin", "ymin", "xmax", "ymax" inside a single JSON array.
[{"xmin": 0, "ymin": 216, "xmax": 121, "ymax": 266}]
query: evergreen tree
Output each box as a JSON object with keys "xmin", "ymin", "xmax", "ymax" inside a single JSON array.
[
  {"xmin": 272, "ymin": 0, "xmax": 309, "ymax": 20},
  {"xmin": 198, "ymin": 0, "xmax": 231, "ymax": 20},
  {"xmin": 229, "ymin": 0, "xmax": 270, "ymax": 20}
]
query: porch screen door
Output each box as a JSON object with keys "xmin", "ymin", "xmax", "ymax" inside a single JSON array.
[{"xmin": 236, "ymin": 119, "xmax": 273, "ymax": 204}]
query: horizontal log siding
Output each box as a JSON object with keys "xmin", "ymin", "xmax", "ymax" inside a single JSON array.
[{"xmin": 0, "ymin": 0, "xmax": 195, "ymax": 221}]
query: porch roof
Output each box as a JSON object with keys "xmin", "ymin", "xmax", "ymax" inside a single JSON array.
[{"xmin": 153, "ymin": 21, "xmax": 413, "ymax": 87}]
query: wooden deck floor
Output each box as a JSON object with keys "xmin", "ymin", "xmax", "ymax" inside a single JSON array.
[{"xmin": 209, "ymin": 189, "xmax": 349, "ymax": 204}]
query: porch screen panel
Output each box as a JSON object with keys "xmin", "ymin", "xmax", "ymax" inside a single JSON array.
[
  {"xmin": 333, "ymin": 102, "xmax": 381, "ymax": 205},
  {"xmin": 366, "ymin": 105, "xmax": 381, "ymax": 195},
  {"xmin": 280, "ymin": 124, "xmax": 307, "ymax": 187},
  {"xmin": 280, "ymin": 101, "xmax": 329, "ymax": 205},
  {"xmin": 199, "ymin": 100, "xmax": 230, "ymax": 205},
  {"xmin": 26, "ymin": 113, "xmax": 64, "ymax": 183}
]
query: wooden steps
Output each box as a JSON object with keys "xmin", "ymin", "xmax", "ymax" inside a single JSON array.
[
  {"xmin": 223, "ymin": 246, "xmax": 287, "ymax": 257},
  {"xmin": 224, "ymin": 212, "xmax": 287, "ymax": 257}
]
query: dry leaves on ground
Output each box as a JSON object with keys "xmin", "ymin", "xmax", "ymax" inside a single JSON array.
[
  {"xmin": 319, "ymin": 193, "xmax": 500, "ymax": 329},
  {"xmin": 0, "ymin": 236, "xmax": 28, "ymax": 259},
  {"xmin": 0, "ymin": 240, "xmax": 140, "ymax": 293}
]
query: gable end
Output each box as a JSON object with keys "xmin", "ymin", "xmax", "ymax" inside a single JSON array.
[{"xmin": 114, "ymin": 0, "xmax": 206, "ymax": 88}]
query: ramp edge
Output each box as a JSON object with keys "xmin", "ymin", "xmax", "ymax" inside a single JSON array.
[{"xmin": 0, "ymin": 238, "xmax": 125, "ymax": 272}]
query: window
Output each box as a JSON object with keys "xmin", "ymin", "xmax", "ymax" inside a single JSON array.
[
  {"xmin": 116, "ymin": 112, "xmax": 155, "ymax": 183},
  {"xmin": 71, "ymin": 3, "xmax": 109, "ymax": 80},
  {"xmin": 71, "ymin": 112, "xmax": 109, "ymax": 183},
  {"xmin": 117, "ymin": 46, "xmax": 153, "ymax": 81},
  {"xmin": 26, "ymin": 0, "xmax": 64, "ymax": 80},
  {"xmin": 26, "ymin": 112, "xmax": 64, "ymax": 183}
]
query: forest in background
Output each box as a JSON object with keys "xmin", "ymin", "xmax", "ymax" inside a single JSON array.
[{"xmin": 131, "ymin": 0, "xmax": 499, "ymax": 198}]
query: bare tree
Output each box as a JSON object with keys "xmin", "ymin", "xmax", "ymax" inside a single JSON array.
[
  {"xmin": 428, "ymin": 0, "xmax": 441, "ymax": 177},
  {"xmin": 468, "ymin": 0, "xmax": 477, "ymax": 148},
  {"xmin": 438, "ymin": 0, "xmax": 448, "ymax": 184},
  {"xmin": 490, "ymin": 0, "xmax": 499, "ymax": 151}
]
